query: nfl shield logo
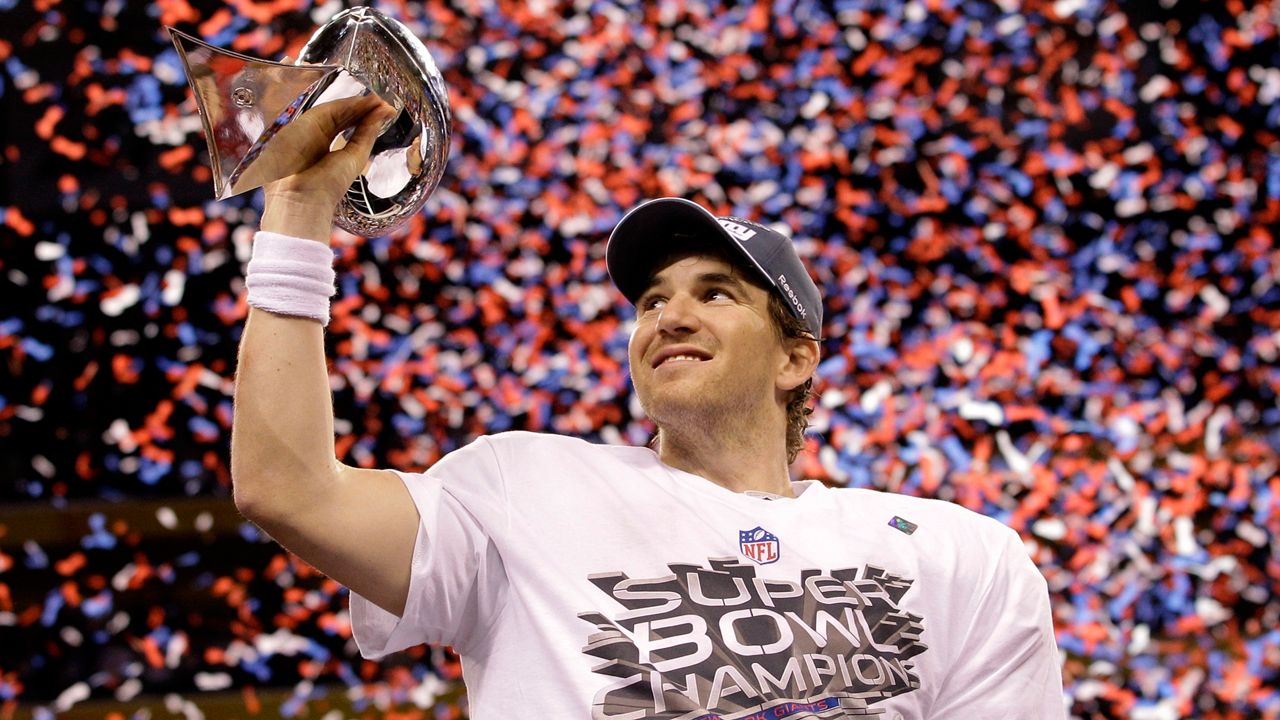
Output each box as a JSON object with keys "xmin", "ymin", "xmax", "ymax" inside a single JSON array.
[{"xmin": 739, "ymin": 527, "xmax": 780, "ymax": 565}]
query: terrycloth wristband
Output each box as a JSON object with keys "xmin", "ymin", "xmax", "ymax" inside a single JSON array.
[{"xmin": 245, "ymin": 231, "xmax": 337, "ymax": 325}]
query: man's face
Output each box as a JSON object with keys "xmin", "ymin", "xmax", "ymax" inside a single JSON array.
[{"xmin": 627, "ymin": 253, "xmax": 791, "ymax": 428}]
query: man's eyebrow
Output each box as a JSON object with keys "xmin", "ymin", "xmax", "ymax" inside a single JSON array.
[
  {"xmin": 637, "ymin": 277, "xmax": 666, "ymax": 298},
  {"xmin": 640, "ymin": 268, "xmax": 750, "ymax": 297},
  {"xmin": 696, "ymin": 272, "xmax": 749, "ymax": 289}
]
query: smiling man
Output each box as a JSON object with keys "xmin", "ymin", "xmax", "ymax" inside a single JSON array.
[
  {"xmin": 231, "ymin": 101, "xmax": 1066, "ymax": 718},
  {"xmin": 612, "ymin": 199, "xmax": 824, "ymax": 500}
]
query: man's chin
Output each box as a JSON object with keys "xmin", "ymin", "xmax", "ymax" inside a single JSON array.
[{"xmin": 638, "ymin": 393, "xmax": 717, "ymax": 428}]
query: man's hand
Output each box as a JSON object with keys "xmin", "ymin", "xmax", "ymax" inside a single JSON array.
[{"xmin": 260, "ymin": 94, "xmax": 397, "ymax": 241}]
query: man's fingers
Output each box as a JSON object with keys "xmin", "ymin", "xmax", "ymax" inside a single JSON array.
[
  {"xmin": 265, "ymin": 95, "xmax": 392, "ymax": 209},
  {"xmin": 314, "ymin": 104, "xmax": 395, "ymax": 182},
  {"xmin": 349, "ymin": 105, "xmax": 395, "ymax": 153},
  {"xmin": 306, "ymin": 94, "xmax": 386, "ymax": 139}
]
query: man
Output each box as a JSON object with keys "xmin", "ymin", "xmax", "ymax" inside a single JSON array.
[{"xmin": 232, "ymin": 97, "xmax": 1066, "ymax": 718}]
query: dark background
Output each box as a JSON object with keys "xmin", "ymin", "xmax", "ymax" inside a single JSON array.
[{"xmin": 1, "ymin": 0, "xmax": 1278, "ymax": 717}]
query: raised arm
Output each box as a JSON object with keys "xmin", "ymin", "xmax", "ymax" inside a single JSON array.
[{"xmin": 230, "ymin": 95, "xmax": 418, "ymax": 616}]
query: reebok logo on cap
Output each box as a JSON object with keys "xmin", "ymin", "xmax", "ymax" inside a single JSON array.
[{"xmin": 777, "ymin": 273, "xmax": 808, "ymax": 319}]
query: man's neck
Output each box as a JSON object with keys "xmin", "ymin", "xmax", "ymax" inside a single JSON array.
[{"xmin": 655, "ymin": 415, "xmax": 795, "ymax": 498}]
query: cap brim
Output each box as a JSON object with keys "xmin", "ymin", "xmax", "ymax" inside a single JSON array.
[{"xmin": 606, "ymin": 197, "xmax": 771, "ymax": 303}]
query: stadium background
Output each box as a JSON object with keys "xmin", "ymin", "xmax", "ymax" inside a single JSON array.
[{"xmin": 1, "ymin": 0, "xmax": 1277, "ymax": 717}]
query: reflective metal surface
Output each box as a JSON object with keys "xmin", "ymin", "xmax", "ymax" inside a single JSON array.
[{"xmin": 168, "ymin": 7, "xmax": 451, "ymax": 236}]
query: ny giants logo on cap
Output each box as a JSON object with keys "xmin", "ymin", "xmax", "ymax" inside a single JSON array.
[
  {"xmin": 716, "ymin": 218, "xmax": 758, "ymax": 243},
  {"xmin": 738, "ymin": 526, "xmax": 780, "ymax": 565}
]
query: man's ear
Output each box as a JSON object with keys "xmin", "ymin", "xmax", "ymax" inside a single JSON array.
[{"xmin": 777, "ymin": 336, "xmax": 820, "ymax": 392}]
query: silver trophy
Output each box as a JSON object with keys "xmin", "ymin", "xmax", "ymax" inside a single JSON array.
[{"xmin": 168, "ymin": 7, "xmax": 450, "ymax": 236}]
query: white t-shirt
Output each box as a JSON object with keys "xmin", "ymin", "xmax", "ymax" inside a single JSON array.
[{"xmin": 351, "ymin": 432, "xmax": 1065, "ymax": 719}]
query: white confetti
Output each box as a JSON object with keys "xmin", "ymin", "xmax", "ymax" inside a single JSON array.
[
  {"xmin": 60, "ymin": 627, "xmax": 83, "ymax": 647},
  {"xmin": 162, "ymin": 269, "xmax": 186, "ymax": 306},
  {"xmin": 156, "ymin": 506, "xmax": 179, "ymax": 530},
  {"xmin": 166, "ymin": 631, "xmax": 188, "ymax": 668},
  {"xmin": 31, "ymin": 455, "xmax": 55, "ymax": 479},
  {"xmin": 1174, "ymin": 516, "xmax": 1200, "ymax": 557},
  {"xmin": 195, "ymin": 512, "xmax": 214, "ymax": 533},
  {"xmin": 34, "ymin": 241, "xmax": 64, "ymax": 261},
  {"xmin": 115, "ymin": 678, "xmax": 142, "ymax": 702},
  {"xmin": 859, "ymin": 380, "xmax": 893, "ymax": 414},
  {"xmin": 959, "ymin": 400, "xmax": 1005, "ymax": 425},
  {"xmin": 100, "ymin": 284, "xmax": 140, "ymax": 317},
  {"xmin": 54, "ymin": 682, "xmax": 91, "ymax": 712},
  {"xmin": 1053, "ymin": 0, "xmax": 1086, "ymax": 16},
  {"xmin": 1032, "ymin": 518, "xmax": 1068, "ymax": 541}
]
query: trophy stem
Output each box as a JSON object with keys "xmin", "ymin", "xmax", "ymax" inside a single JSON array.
[{"xmin": 167, "ymin": 28, "xmax": 342, "ymax": 197}]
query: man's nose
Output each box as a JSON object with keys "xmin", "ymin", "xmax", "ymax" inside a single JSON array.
[{"xmin": 656, "ymin": 293, "xmax": 701, "ymax": 335}]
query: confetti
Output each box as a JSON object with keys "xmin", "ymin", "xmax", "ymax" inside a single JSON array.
[{"xmin": 0, "ymin": 0, "xmax": 1277, "ymax": 717}]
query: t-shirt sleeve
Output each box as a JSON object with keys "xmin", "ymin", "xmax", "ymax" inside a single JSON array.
[
  {"xmin": 350, "ymin": 436, "xmax": 510, "ymax": 659},
  {"xmin": 930, "ymin": 526, "xmax": 1066, "ymax": 719}
]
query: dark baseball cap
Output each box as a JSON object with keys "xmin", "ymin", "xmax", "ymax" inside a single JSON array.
[{"xmin": 606, "ymin": 197, "xmax": 823, "ymax": 339}]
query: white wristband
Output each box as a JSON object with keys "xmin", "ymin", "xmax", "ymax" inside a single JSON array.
[{"xmin": 245, "ymin": 231, "xmax": 337, "ymax": 325}]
